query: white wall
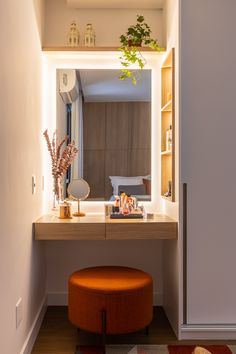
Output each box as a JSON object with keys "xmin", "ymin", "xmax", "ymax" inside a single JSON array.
[
  {"xmin": 180, "ymin": 0, "xmax": 236, "ymax": 333},
  {"xmin": 0, "ymin": 0, "xmax": 46, "ymax": 353},
  {"xmin": 44, "ymin": 0, "xmax": 164, "ymax": 47},
  {"xmin": 46, "ymin": 240, "xmax": 164, "ymax": 306}
]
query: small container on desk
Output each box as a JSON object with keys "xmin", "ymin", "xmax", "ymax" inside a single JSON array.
[
  {"xmin": 58, "ymin": 201, "xmax": 73, "ymax": 219},
  {"xmin": 104, "ymin": 203, "xmax": 113, "ymax": 218}
]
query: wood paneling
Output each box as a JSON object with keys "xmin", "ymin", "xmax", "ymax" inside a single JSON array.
[
  {"xmin": 105, "ymin": 102, "xmax": 132, "ymax": 149},
  {"xmin": 83, "ymin": 103, "xmax": 106, "ymax": 150},
  {"xmin": 83, "ymin": 103, "xmax": 105, "ymax": 198},
  {"xmin": 83, "ymin": 150, "xmax": 105, "ymax": 198},
  {"xmin": 131, "ymin": 102, "xmax": 151, "ymax": 149},
  {"xmin": 83, "ymin": 102, "xmax": 151, "ymax": 199},
  {"xmin": 129, "ymin": 149, "xmax": 151, "ymax": 176},
  {"xmin": 105, "ymin": 149, "xmax": 130, "ymax": 199}
]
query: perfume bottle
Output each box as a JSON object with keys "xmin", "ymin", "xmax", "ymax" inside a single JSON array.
[{"xmin": 166, "ymin": 125, "xmax": 172, "ymax": 151}]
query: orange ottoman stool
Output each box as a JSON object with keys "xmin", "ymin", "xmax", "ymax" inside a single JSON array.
[{"xmin": 68, "ymin": 266, "xmax": 153, "ymax": 335}]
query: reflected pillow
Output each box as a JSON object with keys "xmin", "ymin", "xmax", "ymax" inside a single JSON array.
[
  {"xmin": 109, "ymin": 176, "xmax": 144, "ymax": 195},
  {"xmin": 118, "ymin": 184, "xmax": 146, "ymax": 196}
]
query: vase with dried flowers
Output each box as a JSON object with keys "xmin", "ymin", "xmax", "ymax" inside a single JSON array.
[{"xmin": 43, "ymin": 129, "xmax": 78, "ymax": 209}]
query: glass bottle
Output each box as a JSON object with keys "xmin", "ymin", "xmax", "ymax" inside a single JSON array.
[{"xmin": 166, "ymin": 125, "xmax": 172, "ymax": 151}]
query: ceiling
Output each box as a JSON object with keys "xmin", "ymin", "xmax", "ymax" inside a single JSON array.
[
  {"xmin": 67, "ymin": 0, "xmax": 164, "ymax": 9},
  {"xmin": 78, "ymin": 69, "xmax": 151, "ymax": 102}
]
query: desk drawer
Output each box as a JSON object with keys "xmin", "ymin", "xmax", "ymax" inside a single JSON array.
[
  {"xmin": 34, "ymin": 223, "xmax": 105, "ymax": 240},
  {"xmin": 106, "ymin": 222, "xmax": 177, "ymax": 240}
]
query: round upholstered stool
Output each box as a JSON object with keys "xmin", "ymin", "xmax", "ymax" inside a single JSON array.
[{"xmin": 68, "ymin": 266, "xmax": 153, "ymax": 335}]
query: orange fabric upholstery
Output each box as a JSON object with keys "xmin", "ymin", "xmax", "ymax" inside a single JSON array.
[{"xmin": 68, "ymin": 266, "xmax": 153, "ymax": 335}]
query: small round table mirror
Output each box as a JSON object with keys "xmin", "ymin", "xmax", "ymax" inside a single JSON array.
[{"xmin": 67, "ymin": 178, "xmax": 90, "ymax": 216}]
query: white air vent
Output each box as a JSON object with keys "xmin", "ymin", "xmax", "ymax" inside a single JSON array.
[
  {"xmin": 66, "ymin": 0, "xmax": 164, "ymax": 9},
  {"xmin": 59, "ymin": 69, "xmax": 79, "ymax": 104}
]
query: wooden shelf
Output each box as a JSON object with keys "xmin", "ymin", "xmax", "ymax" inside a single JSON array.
[
  {"xmin": 161, "ymin": 195, "xmax": 172, "ymax": 201},
  {"xmin": 162, "ymin": 65, "xmax": 172, "ymax": 69},
  {"xmin": 161, "ymin": 99, "xmax": 172, "ymax": 112},
  {"xmin": 161, "ymin": 150, "xmax": 172, "ymax": 156},
  {"xmin": 42, "ymin": 46, "xmax": 166, "ymax": 52}
]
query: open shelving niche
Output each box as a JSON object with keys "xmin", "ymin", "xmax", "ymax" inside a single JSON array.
[{"xmin": 161, "ymin": 48, "xmax": 175, "ymax": 202}]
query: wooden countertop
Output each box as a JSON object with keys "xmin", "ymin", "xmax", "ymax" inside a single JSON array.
[{"xmin": 34, "ymin": 213, "xmax": 178, "ymax": 240}]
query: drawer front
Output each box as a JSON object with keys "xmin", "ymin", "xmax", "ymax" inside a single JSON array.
[
  {"xmin": 35, "ymin": 223, "xmax": 105, "ymax": 240},
  {"xmin": 106, "ymin": 222, "xmax": 177, "ymax": 240}
]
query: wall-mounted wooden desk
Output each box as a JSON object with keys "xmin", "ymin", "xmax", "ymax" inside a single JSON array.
[{"xmin": 34, "ymin": 214, "xmax": 178, "ymax": 240}]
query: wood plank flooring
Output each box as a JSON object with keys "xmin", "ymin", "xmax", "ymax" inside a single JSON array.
[{"xmin": 31, "ymin": 306, "xmax": 236, "ymax": 354}]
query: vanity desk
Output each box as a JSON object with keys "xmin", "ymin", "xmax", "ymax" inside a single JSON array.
[{"xmin": 34, "ymin": 214, "xmax": 177, "ymax": 241}]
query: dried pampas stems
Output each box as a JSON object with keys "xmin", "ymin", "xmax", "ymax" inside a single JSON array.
[{"xmin": 43, "ymin": 129, "xmax": 78, "ymax": 201}]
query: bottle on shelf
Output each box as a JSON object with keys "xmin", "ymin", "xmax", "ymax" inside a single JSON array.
[
  {"xmin": 166, "ymin": 125, "xmax": 172, "ymax": 152},
  {"xmin": 84, "ymin": 23, "xmax": 96, "ymax": 47},
  {"xmin": 164, "ymin": 181, "xmax": 172, "ymax": 198},
  {"xmin": 68, "ymin": 21, "xmax": 80, "ymax": 47}
]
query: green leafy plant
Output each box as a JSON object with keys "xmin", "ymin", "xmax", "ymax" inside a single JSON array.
[{"xmin": 119, "ymin": 15, "xmax": 164, "ymax": 85}]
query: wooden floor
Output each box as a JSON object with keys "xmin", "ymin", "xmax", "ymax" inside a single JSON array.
[{"xmin": 32, "ymin": 306, "xmax": 236, "ymax": 354}]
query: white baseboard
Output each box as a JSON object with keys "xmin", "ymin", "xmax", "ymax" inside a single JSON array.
[
  {"xmin": 181, "ymin": 324, "xmax": 236, "ymax": 340},
  {"xmin": 47, "ymin": 291, "xmax": 163, "ymax": 306},
  {"xmin": 19, "ymin": 295, "xmax": 47, "ymax": 354}
]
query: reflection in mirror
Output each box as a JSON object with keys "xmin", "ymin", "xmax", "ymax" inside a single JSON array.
[
  {"xmin": 56, "ymin": 69, "xmax": 151, "ymax": 201},
  {"xmin": 67, "ymin": 178, "xmax": 90, "ymax": 216}
]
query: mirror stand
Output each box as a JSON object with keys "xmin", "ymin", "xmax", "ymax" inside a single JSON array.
[
  {"xmin": 67, "ymin": 179, "xmax": 90, "ymax": 217},
  {"xmin": 73, "ymin": 200, "xmax": 86, "ymax": 217}
]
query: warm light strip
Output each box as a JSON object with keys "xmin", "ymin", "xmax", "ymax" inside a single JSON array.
[
  {"xmin": 67, "ymin": 0, "xmax": 163, "ymax": 9},
  {"xmin": 42, "ymin": 51, "xmax": 165, "ymax": 213}
]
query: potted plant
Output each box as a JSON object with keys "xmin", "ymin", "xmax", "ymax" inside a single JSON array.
[{"xmin": 119, "ymin": 15, "xmax": 164, "ymax": 84}]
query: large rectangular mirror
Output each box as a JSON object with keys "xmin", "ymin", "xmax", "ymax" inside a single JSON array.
[{"xmin": 56, "ymin": 69, "xmax": 151, "ymax": 201}]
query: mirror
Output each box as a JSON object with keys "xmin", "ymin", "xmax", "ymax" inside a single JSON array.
[
  {"xmin": 67, "ymin": 178, "xmax": 90, "ymax": 216},
  {"xmin": 56, "ymin": 69, "xmax": 151, "ymax": 202}
]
